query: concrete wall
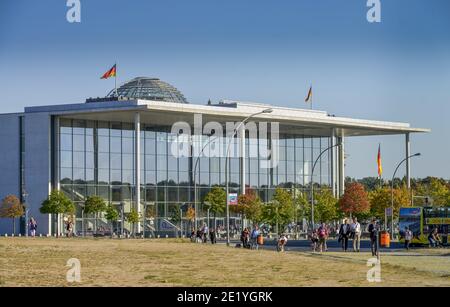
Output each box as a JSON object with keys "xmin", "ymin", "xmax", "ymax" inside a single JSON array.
[
  {"xmin": 23, "ymin": 112, "xmax": 52, "ymax": 236},
  {"xmin": 0, "ymin": 114, "xmax": 21, "ymax": 234}
]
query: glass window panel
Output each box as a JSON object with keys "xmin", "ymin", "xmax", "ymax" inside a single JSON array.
[
  {"xmin": 86, "ymin": 135, "xmax": 94, "ymax": 152},
  {"xmin": 73, "ymin": 185, "xmax": 86, "ymax": 202},
  {"xmin": 145, "ymin": 171, "xmax": 156, "ymax": 185},
  {"xmin": 157, "ymin": 142, "xmax": 167, "ymax": 155},
  {"xmin": 86, "ymin": 152, "xmax": 94, "ymax": 169},
  {"xmin": 210, "ymin": 157, "xmax": 219, "ymax": 173},
  {"xmin": 157, "ymin": 188, "xmax": 165, "ymax": 202},
  {"xmin": 200, "ymin": 172, "xmax": 209, "ymax": 185},
  {"xmin": 145, "ymin": 138, "xmax": 156, "ymax": 155},
  {"xmin": 60, "ymin": 119, "xmax": 72, "ymax": 133},
  {"xmin": 110, "ymin": 137, "xmax": 121, "ymax": 153},
  {"xmin": 230, "ymin": 173, "xmax": 239, "ymax": 186},
  {"xmin": 156, "ymin": 156, "xmax": 166, "ymax": 170},
  {"xmin": 168, "ymin": 171, "xmax": 178, "ymax": 185},
  {"xmin": 98, "ymin": 153, "xmax": 109, "ymax": 169},
  {"xmin": 179, "ymin": 171, "xmax": 190, "ymax": 184},
  {"xmin": 157, "ymin": 170, "xmax": 166, "ymax": 184},
  {"xmin": 98, "ymin": 121, "xmax": 109, "ymax": 136},
  {"xmin": 73, "ymin": 168, "xmax": 85, "ymax": 183},
  {"xmin": 111, "ymin": 186, "xmax": 121, "ymax": 202},
  {"xmin": 98, "ymin": 136, "xmax": 109, "ymax": 153},
  {"xmin": 168, "ymin": 187, "xmax": 178, "ymax": 202},
  {"xmin": 122, "ymin": 154, "xmax": 133, "ymax": 170},
  {"xmin": 178, "ymin": 157, "xmax": 189, "ymax": 172},
  {"xmin": 110, "ymin": 153, "xmax": 121, "ymax": 170},
  {"xmin": 168, "ymin": 156, "xmax": 177, "ymax": 171},
  {"xmin": 122, "ymin": 170, "xmax": 133, "ymax": 185},
  {"xmin": 111, "ymin": 170, "xmax": 121, "ymax": 185},
  {"xmin": 98, "ymin": 169, "xmax": 109, "ymax": 184},
  {"xmin": 121, "ymin": 186, "xmax": 132, "ymax": 200},
  {"xmin": 230, "ymin": 158, "xmax": 239, "ymax": 173},
  {"xmin": 210, "ymin": 173, "xmax": 219, "ymax": 185},
  {"xmin": 122, "ymin": 123, "xmax": 134, "ymax": 138},
  {"xmin": 249, "ymin": 159, "xmax": 258, "ymax": 173},
  {"xmin": 179, "ymin": 187, "xmax": 189, "ymax": 202},
  {"xmin": 73, "ymin": 134, "xmax": 84, "ymax": 152},
  {"xmin": 98, "ymin": 186, "xmax": 109, "ymax": 200},
  {"xmin": 72, "ymin": 120, "xmax": 85, "ymax": 135},
  {"xmin": 145, "ymin": 188, "xmax": 156, "ymax": 202},
  {"xmin": 60, "ymin": 134, "xmax": 72, "ymax": 151},
  {"xmin": 60, "ymin": 151, "xmax": 72, "ymax": 168},
  {"xmin": 86, "ymin": 169, "xmax": 94, "ymax": 184},
  {"xmin": 60, "ymin": 168, "xmax": 72, "ymax": 184},
  {"xmin": 122, "ymin": 137, "xmax": 133, "ymax": 154},
  {"xmin": 73, "ymin": 152, "xmax": 85, "ymax": 168},
  {"xmin": 110, "ymin": 122, "xmax": 122, "ymax": 137},
  {"xmin": 145, "ymin": 130, "xmax": 156, "ymax": 139},
  {"xmin": 145, "ymin": 155, "xmax": 156, "ymax": 171}
]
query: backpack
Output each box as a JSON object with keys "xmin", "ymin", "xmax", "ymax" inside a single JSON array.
[{"xmin": 318, "ymin": 227, "xmax": 326, "ymax": 238}]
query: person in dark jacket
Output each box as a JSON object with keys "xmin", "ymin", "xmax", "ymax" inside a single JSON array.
[
  {"xmin": 338, "ymin": 218, "xmax": 350, "ymax": 251},
  {"xmin": 209, "ymin": 228, "xmax": 216, "ymax": 244},
  {"xmin": 368, "ymin": 219, "xmax": 378, "ymax": 256}
]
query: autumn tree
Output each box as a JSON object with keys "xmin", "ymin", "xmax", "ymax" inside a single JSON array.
[
  {"xmin": 369, "ymin": 186, "xmax": 411, "ymax": 220},
  {"xmin": 339, "ymin": 182, "xmax": 370, "ymax": 219},
  {"xmin": 233, "ymin": 189, "xmax": 262, "ymax": 225},
  {"xmin": 414, "ymin": 177, "xmax": 450, "ymax": 206},
  {"xmin": 0, "ymin": 195, "xmax": 24, "ymax": 235}
]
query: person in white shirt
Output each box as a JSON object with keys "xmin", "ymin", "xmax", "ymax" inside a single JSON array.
[{"xmin": 351, "ymin": 217, "xmax": 361, "ymax": 252}]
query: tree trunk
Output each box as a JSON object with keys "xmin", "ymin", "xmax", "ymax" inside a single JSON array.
[{"xmin": 12, "ymin": 218, "xmax": 15, "ymax": 235}]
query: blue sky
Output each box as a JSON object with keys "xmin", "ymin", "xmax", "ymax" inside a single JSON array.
[{"xmin": 0, "ymin": 0, "xmax": 449, "ymax": 179}]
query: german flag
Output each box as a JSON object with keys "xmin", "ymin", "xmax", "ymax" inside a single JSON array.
[
  {"xmin": 305, "ymin": 86, "xmax": 312, "ymax": 103},
  {"xmin": 377, "ymin": 144, "xmax": 383, "ymax": 177},
  {"xmin": 100, "ymin": 64, "xmax": 116, "ymax": 79}
]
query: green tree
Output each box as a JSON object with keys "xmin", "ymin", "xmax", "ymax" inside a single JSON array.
[
  {"xmin": 294, "ymin": 191, "xmax": 310, "ymax": 224},
  {"xmin": 84, "ymin": 196, "xmax": 107, "ymax": 235},
  {"xmin": 203, "ymin": 187, "xmax": 226, "ymax": 226},
  {"xmin": 314, "ymin": 190, "xmax": 339, "ymax": 223},
  {"xmin": 0, "ymin": 195, "xmax": 24, "ymax": 235},
  {"xmin": 369, "ymin": 186, "xmax": 411, "ymax": 220},
  {"xmin": 40, "ymin": 190, "xmax": 75, "ymax": 237},
  {"xmin": 415, "ymin": 177, "xmax": 450, "ymax": 206},
  {"xmin": 104, "ymin": 204, "xmax": 119, "ymax": 238},
  {"xmin": 126, "ymin": 208, "xmax": 140, "ymax": 237},
  {"xmin": 262, "ymin": 188, "xmax": 294, "ymax": 234}
]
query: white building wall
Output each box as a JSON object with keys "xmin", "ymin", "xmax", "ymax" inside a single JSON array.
[
  {"xmin": 23, "ymin": 112, "xmax": 52, "ymax": 236},
  {"xmin": 0, "ymin": 114, "xmax": 21, "ymax": 234}
]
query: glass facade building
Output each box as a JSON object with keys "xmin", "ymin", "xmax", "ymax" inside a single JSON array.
[{"xmin": 58, "ymin": 118, "xmax": 332, "ymax": 234}]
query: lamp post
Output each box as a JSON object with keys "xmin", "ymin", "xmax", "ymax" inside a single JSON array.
[
  {"xmin": 225, "ymin": 108, "xmax": 273, "ymax": 246},
  {"xmin": 390, "ymin": 153, "xmax": 421, "ymax": 239},
  {"xmin": 22, "ymin": 189, "xmax": 29, "ymax": 237},
  {"xmin": 310, "ymin": 143, "xmax": 341, "ymax": 231}
]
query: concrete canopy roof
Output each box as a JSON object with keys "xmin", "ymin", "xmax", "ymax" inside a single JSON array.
[{"xmin": 24, "ymin": 99, "xmax": 430, "ymax": 137}]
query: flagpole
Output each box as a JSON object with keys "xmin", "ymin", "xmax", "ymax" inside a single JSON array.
[
  {"xmin": 115, "ymin": 62, "xmax": 118, "ymax": 97},
  {"xmin": 310, "ymin": 84, "xmax": 313, "ymax": 110}
]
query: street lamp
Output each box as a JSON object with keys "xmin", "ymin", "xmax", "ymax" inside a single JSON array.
[
  {"xmin": 390, "ymin": 153, "xmax": 421, "ymax": 239},
  {"xmin": 22, "ymin": 189, "xmax": 29, "ymax": 237},
  {"xmin": 310, "ymin": 143, "xmax": 341, "ymax": 231},
  {"xmin": 225, "ymin": 108, "xmax": 273, "ymax": 246}
]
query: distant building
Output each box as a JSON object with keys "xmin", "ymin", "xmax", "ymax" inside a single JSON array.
[{"xmin": 0, "ymin": 77, "xmax": 429, "ymax": 236}]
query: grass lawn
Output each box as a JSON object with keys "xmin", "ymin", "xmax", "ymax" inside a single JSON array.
[{"xmin": 0, "ymin": 238, "xmax": 449, "ymax": 287}]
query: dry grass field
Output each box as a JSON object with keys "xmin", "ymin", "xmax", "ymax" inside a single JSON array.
[{"xmin": 0, "ymin": 238, "xmax": 449, "ymax": 287}]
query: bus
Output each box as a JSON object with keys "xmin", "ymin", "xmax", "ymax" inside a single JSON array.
[{"xmin": 398, "ymin": 206, "xmax": 449, "ymax": 246}]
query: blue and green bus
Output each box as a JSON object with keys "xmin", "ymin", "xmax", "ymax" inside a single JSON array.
[{"xmin": 399, "ymin": 207, "xmax": 449, "ymax": 246}]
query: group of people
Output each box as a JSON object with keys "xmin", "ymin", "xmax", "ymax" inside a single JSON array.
[
  {"xmin": 240, "ymin": 225, "xmax": 266, "ymax": 250},
  {"xmin": 191, "ymin": 223, "xmax": 217, "ymax": 244}
]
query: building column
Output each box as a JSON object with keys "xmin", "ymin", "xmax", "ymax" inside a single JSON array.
[
  {"xmin": 134, "ymin": 112, "xmax": 141, "ymax": 234},
  {"xmin": 240, "ymin": 126, "xmax": 246, "ymax": 195},
  {"xmin": 55, "ymin": 116, "xmax": 61, "ymax": 236},
  {"xmin": 405, "ymin": 132, "xmax": 411, "ymax": 189},
  {"xmin": 330, "ymin": 129, "xmax": 336, "ymax": 198},
  {"xmin": 338, "ymin": 134, "xmax": 345, "ymax": 197}
]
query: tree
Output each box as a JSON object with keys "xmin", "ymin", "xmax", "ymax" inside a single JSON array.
[
  {"xmin": 104, "ymin": 204, "xmax": 119, "ymax": 238},
  {"xmin": 369, "ymin": 186, "xmax": 411, "ymax": 220},
  {"xmin": 294, "ymin": 192, "xmax": 310, "ymax": 224},
  {"xmin": 0, "ymin": 195, "xmax": 24, "ymax": 235},
  {"xmin": 126, "ymin": 208, "xmax": 140, "ymax": 237},
  {"xmin": 262, "ymin": 188, "xmax": 294, "ymax": 234},
  {"xmin": 314, "ymin": 190, "xmax": 340, "ymax": 223},
  {"xmin": 40, "ymin": 190, "xmax": 75, "ymax": 237},
  {"xmin": 84, "ymin": 196, "xmax": 107, "ymax": 235},
  {"xmin": 203, "ymin": 187, "xmax": 226, "ymax": 227},
  {"xmin": 338, "ymin": 182, "xmax": 370, "ymax": 219},
  {"xmin": 414, "ymin": 177, "xmax": 450, "ymax": 206},
  {"xmin": 234, "ymin": 189, "xmax": 262, "ymax": 225},
  {"xmin": 186, "ymin": 206, "xmax": 195, "ymax": 230}
]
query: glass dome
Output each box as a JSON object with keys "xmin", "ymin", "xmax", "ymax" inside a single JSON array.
[{"xmin": 106, "ymin": 77, "xmax": 188, "ymax": 104}]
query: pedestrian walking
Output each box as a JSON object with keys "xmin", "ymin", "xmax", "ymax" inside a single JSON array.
[
  {"xmin": 29, "ymin": 217, "xmax": 37, "ymax": 237},
  {"xmin": 209, "ymin": 227, "xmax": 216, "ymax": 244},
  {"xmin": 318, "ymin": 223, "xmax": 328, "ymax": 252},
  {"xmin": 201, "ymin": 223, "xmax": 209, "ymax": 243},
  {"xmin": 338, "ymin": 219, "xmax": 350, "ymax": 252},
  {"xmin": 404, "ymin": 226, "xmax": 413, "ymax": 250},
  {"xmin": 351, "ymin": 217, "xmax": 361, "ymax": 252},
  {"xmin": 241, "ymin": 227, "xmax": 250, "ymax": 248},
  {"xmin": 368, "ymin": 218, "xmax": 378, "ymax": 256},
  {"xmin": 250, "ymin": 225, "xmax": 260, "ymax": 250}
]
